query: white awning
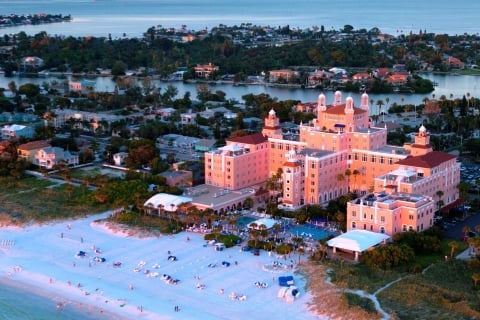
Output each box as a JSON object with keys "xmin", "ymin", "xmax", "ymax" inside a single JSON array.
[
  {"xmin": 144, "ymin": 193, "xmax": 192, "ymax": 212},
  {"xmin": 327, "ymin": 230, "xmax": 390, "ymax": 252}
]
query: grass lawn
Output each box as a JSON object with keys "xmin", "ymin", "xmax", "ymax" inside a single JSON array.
[
  {"xmin": 378, "ymin": 259, "xmax": 480, "ymax": 319},
  {"xmin": 0, "ymin": 176, "xmax": 113, "ymax": 224},
  {"xmin": 325, "ymin": 239, "xmax": 479, "ymax": 319},
  {"xmin": 455, "ymin": 69, "xmax": 480, "ymax": 76}
]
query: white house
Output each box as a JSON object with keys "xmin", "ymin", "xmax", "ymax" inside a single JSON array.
[
  {"xmin": 1, "ymin": 124, "xmax": 34, "ymax": 140},
  {"xmin": 34, "ymin": 147, "xmax": 79, "ymax": 169},
  {"xmin": 113, "ymin": 152, "xmax": 129, "ymax": 166}
]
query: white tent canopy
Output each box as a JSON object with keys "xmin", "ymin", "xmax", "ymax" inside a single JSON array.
[
  {"xmin": 144, "ymin": 193, "xmax": 192, "ymax": 212},
  {"xmin": 327, "ymin": 230, "xmax": 390, "ymax": 253}
]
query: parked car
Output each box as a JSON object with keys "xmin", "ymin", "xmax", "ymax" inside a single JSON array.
[{"xmin": 461, "ymin": 231, "xmax": 477, "ymax": 242}]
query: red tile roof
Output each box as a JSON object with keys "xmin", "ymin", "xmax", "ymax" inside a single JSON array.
[
  {"xmin": 18, "ymin": 140, "xmax": 51, "ymax": 150},
  {"xmin": 227, "ymin": 132, "xmax": 268, "ymax": 145},
  {"xmin": 325, "ymin": 104, "xmax": 367, "ymax": 115},
  {"xmin": 396, "ymin": 151, "xmax": 456, "ymax": 168},
  {"xmin": 283, "ymin": 161, "xmax": 301, "ymax": 167}
]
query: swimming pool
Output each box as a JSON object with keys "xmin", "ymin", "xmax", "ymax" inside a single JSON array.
[
  {"xmin": 236, "ymin": 216, "xmax": 256, "ymax": 228},
  {"xmin": 287, "ymin": 224, "xmax": 332, "ymax": 240}
]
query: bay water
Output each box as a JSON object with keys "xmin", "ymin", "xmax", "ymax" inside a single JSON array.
[{"xmin": 0, "ymin": 1, "xmax": 479, "ymax": 318}]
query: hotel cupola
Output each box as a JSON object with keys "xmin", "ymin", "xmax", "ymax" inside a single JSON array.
[
  {"xmin": 314, "ymin": 91, "xmax": 370, "ymax": 133},
  {"xmin": 262, "ymin": 108, "xmax": 283, "ymax": 139}
]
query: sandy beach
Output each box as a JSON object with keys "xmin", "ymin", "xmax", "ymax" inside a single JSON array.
[{"xmin": 0, "ymin": 211, "xmax": 325, "ymax": 319}]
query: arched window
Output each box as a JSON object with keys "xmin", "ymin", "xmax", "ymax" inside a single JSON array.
[
  {"xmin": 352, "ymin": 221, "xmax": 356, "ymax": 229},
  {"xmin": 380, "ymin": 226, "xmax": 385, "ymax": 233}
]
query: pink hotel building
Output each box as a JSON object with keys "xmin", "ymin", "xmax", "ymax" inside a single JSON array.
[{"xmin": 204, "ymin": 91, "xmax": 461, "ymax": 236}]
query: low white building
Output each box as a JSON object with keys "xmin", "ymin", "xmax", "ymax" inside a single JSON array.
[
  {"xmin": 327, "ymin": 229, "xmax": 390, "ymax": 262},
  {"xmin": 144, "ymin": 193, "xmax": 192, "ymax": 213},
  {"xmin": 1, "ymin": 124, "xmax": 34, "ymax": 140},
  {"xmin": 113, "ymin": 152, "xmax": 129, "ymax": 166}
]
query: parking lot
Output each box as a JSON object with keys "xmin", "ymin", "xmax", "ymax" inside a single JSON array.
[
  {"xmin": 442, "ymin": 211, "xmax": 480, "ymax": 241},
  {"xmin": 460, "ymin": 162, "xmax": 480, "ymax": 193}
]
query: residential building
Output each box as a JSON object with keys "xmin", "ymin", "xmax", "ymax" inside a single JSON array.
[
  {"xmin": 268, "ymin": 69, "xmax": 299, "ymax": 83},
  {"xmin": 446, "ymin": 57, "xmax": 465, "ymax": 69},
  {"xmin": 69, "ymin": 80, "xmax": 96, "ymax": 94},
  {"xmin": 160, "ymin": 170, "xmax": 192, "ymax": 187},
  {"xmin": 194, "ymin": 63, "xmax": 219, "ymax": 79},
  {"xmin": 53, "ymin": 108, "xmax": 125, "ymax": 133},
  {"xmin": 1, "ymin": 124, "xmax": 34, "ymax": 140},
  {"xmin": 34, "ymin": 146, "xmax": 79, "ymax": 169},
  {"xmin": 18, "ymin": 140, "xmax": 51, "ymax": 162},
  {"xmin": 352, "ymin": 72, "xmax": 371, "ymax": 82},
  {"xmin": 20, "ymin": 56, "xmax": 44, "ymax": 70},
  {"xmin": 180, "ymin": 111, "xmax": 197, "ymax": 125},
  {"xmin": 113, "ymin": 152, "xmax": 129, "ymax": 166},
  {"xmin": 195, "ymin": 139, "xmax": 216, "ymax": 152},
  {"xmin": 385, "ymin": 73, "xmax": 408, "ymax": 86},
  {"xmin": 306, "ymin": 69, "xmax": 332, "ymax": 87}
]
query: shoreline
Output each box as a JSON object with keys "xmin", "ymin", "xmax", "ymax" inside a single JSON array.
[
  {"xmin": 0, "ymin": 213, "xmax": 324, "ymax": 320},
  {"xmin": 0, "ymin": 275, "xmax": 129, "ymax": 320}
]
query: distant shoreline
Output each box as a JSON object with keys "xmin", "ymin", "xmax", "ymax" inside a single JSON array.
[{"xmin": 0, "ymin": 13, "xmax": 71, "ymax": 29}]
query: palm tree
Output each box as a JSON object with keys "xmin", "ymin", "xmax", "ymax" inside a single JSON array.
[
  {"xmin": 146, "ymin": 203, "xmax": 154, "ymax": 216},
  {"xmin": 336, "ymin": 173, "xmax": 345, "ymax": 194},
  {"xmin": 436, "ymin": 190, "xmax": 444, "ymax": 212},
  {"xmin": 376, "ymin": 100, "xmax": 384, "ymax": 120},
  {"xmin": 64, "ymin": 183, "xmax": 74, "ymax": 201},
  {"xmin": 448, "ymin": 240, "xmax": 458, "ymax": 258},
  {"xmin": 463, "ymin": 225, "xmax": 472, "ymax": 238},
  {"xmin": 157, "ymin": 204, "xmax": 164, "ymax": 218},
  {"xmin": 475, "ymin": 225, "xmax": 480, "ymax": 235},
  {"xmin": 469, "ymin": 237, "xmax": 480, "ymax": 258},
  {"xmin": 352, "ymin": 169, "xmax": 360, "ymax": 192},
  {"xmin": 248, "ymin": 222, "xmax": 260, "ymax": 247},
  {"xmin": 344, "ymin": 169, "xmax": 352, "ymax": 192},
  {"xmin": 472, "ymin": 273, "xmax": 480, "ymax": 288},
  {"xmin": 297, "ymin": 246, "xmax": 306, "ymax": 264}
]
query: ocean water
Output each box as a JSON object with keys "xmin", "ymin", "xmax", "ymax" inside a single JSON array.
[
  {"xmin": 1, "ymin": 0, "xmax": 479, "ymax": 38},
  {"xmin": 0, "ymin": 282, "xmax": 100, "ymax": 320},
  {"xmin": 0, "ymin": 1, "xmax": 479, "ymax": 318}
]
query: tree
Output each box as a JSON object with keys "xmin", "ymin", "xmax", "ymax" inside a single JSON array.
[
  {"xmin": 248, "ymin": 222, "xmax": 260, "ymax": 247},
  {"xmin": 448, "ymin": 240, "xmax": 458, "ymax": 258},
  {"xmin": 472, "ymin": 273, "xmax": 480, "ymax": 288},
  {"xmin": 436, "ymin": 190, "xmax": 444, "ymax": 212},
  {"xmin": 352, "ymin": 169, "xmax": 360, "ymax": 192},
  {"xmin": 336, "ymin": 173, "xmax": 346, "ymax": 194},
  {"xmin": 111, "ymin": 60, "xmax": 127, "ymax": 76},
  {"xmin": 344, "ymin": 169, "xmax": 352, "ymax": 192},
  {"xmin": 8, "ymin": 81, "xmax": 17, "ymax": 96},
  {"xmin": 469, "ymin": 237, "xmax": 480, "ymax": 258},
  {"xmin": 463, "ymin": 225, "xmax": 472, "ymax": 238},
  {"xmin": 376, "ymin": 100, "xmax": 385, "ymax": 118}
]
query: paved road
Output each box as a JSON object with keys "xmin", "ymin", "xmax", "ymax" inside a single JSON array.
[{"xmin": 443, "ymin": 211, "xmax": 480, "ymax": 240}]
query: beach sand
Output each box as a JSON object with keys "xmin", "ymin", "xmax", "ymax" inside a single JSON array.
[{"xmin": 0, "ymin": 211, "xmax": 326, "ymax": 319}]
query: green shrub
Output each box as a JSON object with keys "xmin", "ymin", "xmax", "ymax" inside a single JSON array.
[{"xmin": 344, "ymin": 292, "xmax": 378, "ymax": 314}]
